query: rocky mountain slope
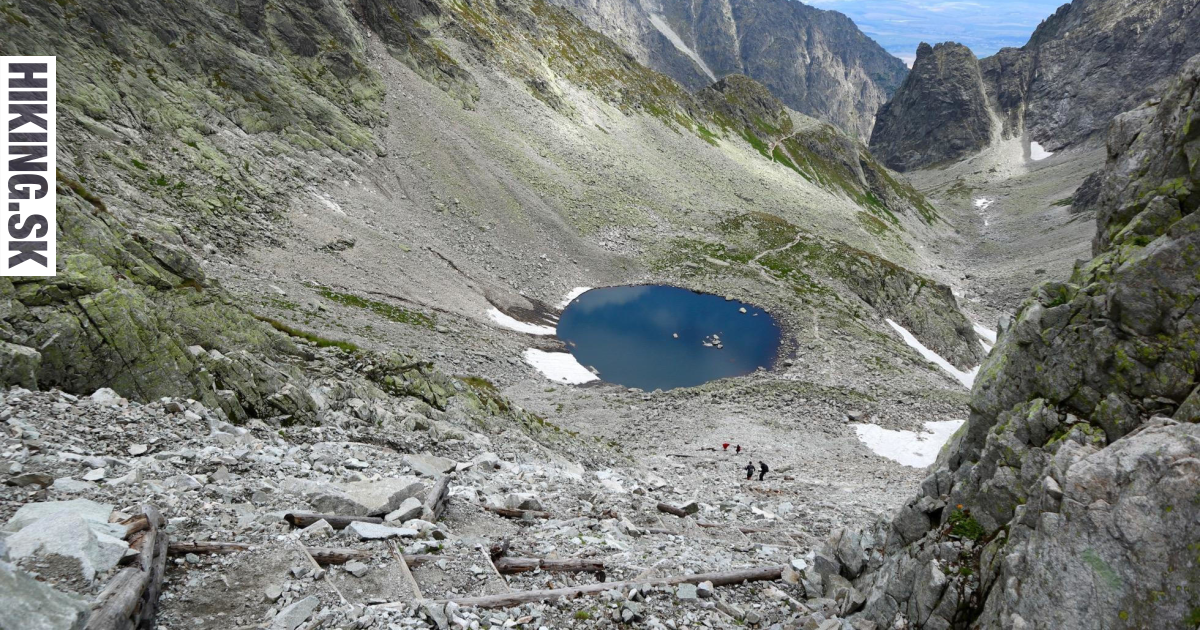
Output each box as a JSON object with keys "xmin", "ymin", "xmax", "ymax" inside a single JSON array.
[
  {"xmin": 0, "ymin": 0, "xmax": 1074, "ymax": 627},
  {"xmin": 0, "ymin": 0, "xmax": 984, "ymax": 404},
  {"xmin": 870, "ymin": 0, "xmax": 1200, "ymax": 170},
  {"xmin": 549, "ymin": 0, "xmax": 909, "ymax": 140},
  {"xmin": 805, "ymin": 54, "xmax": 1200, "ymax": 629}
]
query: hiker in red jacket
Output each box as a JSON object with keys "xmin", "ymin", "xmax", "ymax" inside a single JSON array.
[{"xmin": 722, "ymin": 442, "xmax": 730, "ymax": 451}]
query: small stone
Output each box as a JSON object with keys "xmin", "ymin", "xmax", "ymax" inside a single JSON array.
[
  {"xmin": 90, "ymin": 388, "xmax": 125, "ymax": 405},
  {"xmin": 271, "ymin": 595, "xmax": 319, "ymax": 630},
  {"xmin": 185, "ymin": 553, "xmax": 200, "ymax": 565},
  {"xmin": 385, "ymin": 497, "xmax": 423, "ymax": 523},
  {"xmin": 346, "ymin": 521, "xmax": 417, "ymax": 540},
  {"xmin": 264, "ymin": 584, "xmax": 284, "ymax": 602},
  {"xmin": 504, "ymin": 493, "xmax": 543, "ymax": 511},
  {"xmin": 676, "ymin": 583, "xmax": 698, "ymax": 600},
  {"xmin": 404, "ymin": 454, "xmax": 457, "ymax": 478},
  {"xmin": 82, "ymin": 468, "xmax": 106, "ymax": 482},
  {"xmin": 696, "ymin": 581, "xmax": 714, "ymax": 598},
  {"xmin": 128, "ymin": 444, "xmax": 149, "ymax": 456},
  {"xmin": 344, "ymin": 560, "xmax": 370, "ymax": 578},
  {"xmin": 9, "ymin": 472, "xmax": 53, "ymax": 488}
]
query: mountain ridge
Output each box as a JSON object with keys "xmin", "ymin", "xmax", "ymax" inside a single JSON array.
[{"xmin": 547, "ymin": 0, "xmax": 909, "ymax": 139}]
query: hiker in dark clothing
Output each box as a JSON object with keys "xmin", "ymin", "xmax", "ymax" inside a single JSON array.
[
  {"xmin": 758, "ymin": 461, "xmax": 769, "ymax": 481},
  {"xmin": 736, "ymin": 445, "xmax": 742, "ymax": 455},
  {"xmin": 744, "ymin": 461, "xmax": 755, "ymax": 480}
]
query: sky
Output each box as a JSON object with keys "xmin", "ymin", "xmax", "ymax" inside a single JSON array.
[{"xmin": 805, "ymin": 0, "xmax": 1069, "ymax": 66}]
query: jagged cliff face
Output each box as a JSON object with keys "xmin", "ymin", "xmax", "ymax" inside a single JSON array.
[
  {"xmin": 807, "ymin": 55, "xmax": 1200, "ymax": 629},
  {"xmin": 870, "ymin": 43, "xmax": 994, "ymax": 172},
  {"xmin": 1016, "ymin": 0, "xmax": 1200, "ymax": 151},
  {"xmin": 868, "ymin": 0, "xmax": 1200, "ymax": 169},
  {"xmin": 548, "ymin": 0, "xmax": 909, "ymax": 140}
]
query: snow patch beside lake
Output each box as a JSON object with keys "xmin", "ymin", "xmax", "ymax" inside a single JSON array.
[
  {"xmin": 523, "ymin": 349, "xmax": 599, "ymax": 385},
  {"xmin": 1030, "ymin": 141, "xmax": 1054, "ymax": 161},
  {"xmin": 855, "ymin": 420, "xmax": 965, "ymax": 468},
  {"xmin": 886, "ymin": 319, "xmax": 978, "ymax": 389},
  {"xmin": 487, "ymin": 308, "xmax": 556, "ymax": 336},
  {"xmin": 559, "ymin": 287, "xmax": 592, "ymax": 309}
]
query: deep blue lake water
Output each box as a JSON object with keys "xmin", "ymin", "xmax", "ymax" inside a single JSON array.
[{"xmin": 556, "ymin": 285, "xmax": 782, "ymax": 390}]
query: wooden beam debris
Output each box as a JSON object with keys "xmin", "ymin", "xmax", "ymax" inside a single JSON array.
[
  {"xmin": 85, "ymin": 505, "xmax": 168, "ymax": 630},
  {"xmin": 483, "ymin": 506, "xmax": 551, "ymax": 520},
  {"xmin": 422, "ymin": 474, "xmax": 453, "ymax": 523},
  {"xmin": 375, "ymin": 564, "xmax": 786, "ymax": 610},
  {"xmin": 656, "ymin": 503, "xmax": 689, "ymax": 518},
  {"xmin": 284, "ymin": 512, "xmax": 383, "ymax": 530},
  {"xmin": 492, "ymin": 556, "xmax": 606, "ymax": 578}
]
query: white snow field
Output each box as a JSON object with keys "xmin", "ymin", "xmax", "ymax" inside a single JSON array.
[
  {"xmin": 886, "ymin": 319, "xmax": 979, "ymax": 389},
  {"xmin": 487, "ymin": 308, "xmax": 556, "ymax": 335},
  {"xmin": 558, "ymin": 287, "xmax": 592, "ymax": 308},
  {"xmin": 523, "ymin": 349, "xmax": 599, "ymax": 384},
  {"xmin": 1030, "ymin": 141, "xmax": 1054, "ymax": 161},
  {"xmin": 855, "ymin": 419, "xmax": 966, "ymax": 468},
  {"xmin": 974, "ymin": 323, "xmax": 997, "ymax": 354}
]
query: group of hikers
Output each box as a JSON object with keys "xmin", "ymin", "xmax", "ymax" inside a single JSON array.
[{"xmin": 722, "ymin": 442, "xmax": 768, "ymax": 481}]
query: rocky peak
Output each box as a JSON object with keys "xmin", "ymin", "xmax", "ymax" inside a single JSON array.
[
  {"xmin": 869, "ymin": 42, "xmax": 993, "ymax": 172},
  {"xmin": 868, "ymin": 0, "xmax": 1200, "ymax": 169}
]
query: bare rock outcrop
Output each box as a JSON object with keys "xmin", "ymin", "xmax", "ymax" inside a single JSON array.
[
  {"xmin": 869, "ymin": 42, "xmax": 993, "ymax": 172},
  {"xmin": 811, "ymin": 53, "xmax": 1200, "ymax": 630}
]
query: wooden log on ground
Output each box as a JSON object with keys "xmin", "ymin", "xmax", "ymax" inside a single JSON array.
[
  {"xmin": 375, "ymin": 564, "xmax": 785, "ymax": 610},
  {"xmin": 306, "ymin": 547, "xmax": 374, "ymax": 566},
  {"xmin": 695, "ymin": 521, "xmax": 774, "ymax": 534},
  {"xmin": 165, "ymin": 539, "xmax": 435, "ymax": 569},
  {"xmin": 388, "ymin": 541, "xmax": 425, "ymax": 601},
  {"xmin": 118, "ymin": 514, "xmax": 150, "ymax": 539},
  {"xmin": 168, "ymin": 541, "xmax": 251, "ymax": 555},
  {"xmin": 493, "ymin": 557, "xmax": 605, "ymax": 576},
  {"xmin": 421, "ymin": 474, "xmax": 453, "ymax": 523},
  {"xmin": 656, "ymin": 503, "xmax": 688, "ymax": 518},
  {"xmin": 284, "ymin": 512, "xmax": 383, "ymax": 530},
  {"xmin": 85, "ymin": 505, "xmax": 167, "ymax": 630},
  {"xmin": 484, "ymin": 506, "xmax": 551, "ymax": 520}
]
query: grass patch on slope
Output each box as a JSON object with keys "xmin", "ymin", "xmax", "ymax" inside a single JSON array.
[
  {"xmin": 317, "ymin": 287, "xmax": 436, "ymax": 328},
  {"xmin": 255, "ymin": 315, "xmax": 360, "ymax": 353}
]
